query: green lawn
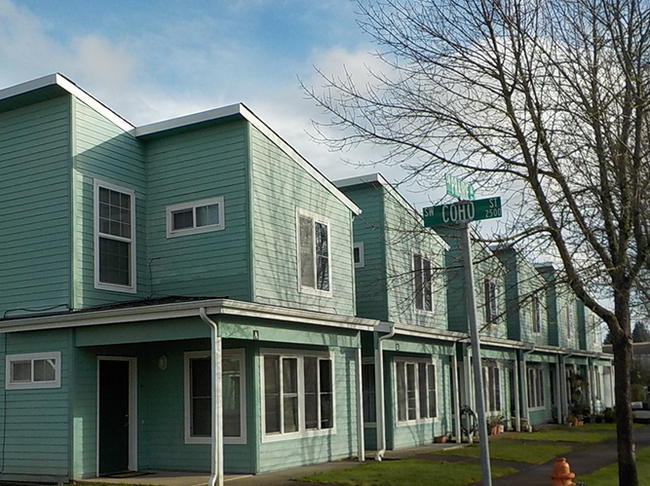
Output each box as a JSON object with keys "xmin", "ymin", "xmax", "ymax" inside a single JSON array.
[
  {"xmin": 297, "ymin": 458, "xmax": 517, "ymax": 486},
  {"xmin": 500, "ymin": 427, "xmax": 615, "ymax": 443},
  {"xmin": 438, "ymin": 439, "xmax": 572, "ymax": 464},
  {"xmin": 578, "ymin": 445, "xmax": 650, "ymax": 486}
]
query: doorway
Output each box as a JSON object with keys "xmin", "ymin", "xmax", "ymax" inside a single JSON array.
[{"xmin": 97, "ymin": 357, "xmax": 137, "ymax": 476}]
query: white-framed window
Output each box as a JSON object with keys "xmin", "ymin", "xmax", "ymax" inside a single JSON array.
[
  {"xmin": 354, "ymin": 242, "xmax": 365, "ymax": 268},
  {"xmin": 566, "ymin": 303, "xmax": 573, "ymax": 339},
  {"xmin": 484, "ymin": 278, "xmax": 497, "ymax": 324},
  {"xmin": 297, "ymin": 211, "xmax": 331, "ymax": 294},
  {"xmin": 362, "ymin": 359, "xmax": 376, "ymax": 423},
  {"xmin": 167, "ymin": 196, "xmax": 225, "ymax": 238},
  {"xmin": 395, "ymin": 358, "xmax": 437, "ymax": 423},
  {"xmin": 592, "ymin": 316, "xmax": 600, "ymax": 345},
  {"xmin": 532, "ymin": 293, "xmax": 542, "ymax": 334},
  {"xmin": 184, "ymin": 349, "xmax": 246, "ymax": 444},
  {"xmin": 262, "ymin": 349, "xmax": 334, "ymax": 440},
  {"xmin": 94, "ymin": 180, "xmax": 136, "ymax": 293},
  {"xmin": 527, "ymin": 365, "xmax": 545, "ymax": 409},
  {"xmin": 413, "ymin": 253, "xmax": 433, "ymax": 312},
  {"xmin": 6, "ymin": 352, "xmax": 61, "ymax": 390},
  {"xmin": 482, "ymin": 364, "xmax": 501, "ymax": 412}
]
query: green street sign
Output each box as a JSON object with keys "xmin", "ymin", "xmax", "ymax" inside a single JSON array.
[
  {"xmin": 423, "ymin": 197, "xmax": 502, "ymax": 227},
  {"xmin": 445, "ymin": 173, "xmax": 475, "ymax": 200}
]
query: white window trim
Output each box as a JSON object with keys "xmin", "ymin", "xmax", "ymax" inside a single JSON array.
[
  {"xmin": 482, "ymin": 364, "xmax": 502, "ymax": 413},
  {"xmin": 354, "ymin": 242, "xmax": 365, "ymax": 268},
  {"xmin": 94, "ymin": 179, "xmax": 137, "ymax": 293},
  {"xmin": 6, "ymin": 352, "xmax": 61, "ymax": 390},
  {"xmin": 261, "ymin": 348, "xmax": 336, "ymax": 442},
  {"xmin": 183, "ymin": 349, "xmax": 247, "ymax": 445},
  {"xmin": 413, "ymin": 251, "xmax": 434, "ymax": 314},
  {"xmin": 531, "ymin": 293, "xmax": 542, "ymax": 334},
  {"xmin": 484, "ymin": 278, "xmax": 497, "ymax": 325},
  {"xmin": 166, "ymin": 196, "xmax": 225, "ymax": 238},
  {"xmin": 527, "ymin": 365, "xmax": 545, "ymax": 411},
  {"xmin": 296, "ymin": 209, "xmax": 333, "ymax": 297},
  {"xmin": 394, "ymin": 357, "xmax": 438, "ymax": 426}
]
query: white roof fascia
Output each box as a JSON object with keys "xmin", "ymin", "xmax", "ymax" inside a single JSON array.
[
  {"xmin": 335, "ymin": 173, "xmax": 448, "ymax": 250},
  {"xmin": 388, "ymin": 323, "xmax": 466, "ymax": 342},
  {"xmin": 0, "ymin": 74, "xmax": 134, "ymax": 132},
  {"xmin": 135, "ymin": 103, "xmax": 361, "ymax": 215},
  {"xmin": 0, "ymin": 299, "xmax": 378, "ymax": 334}
]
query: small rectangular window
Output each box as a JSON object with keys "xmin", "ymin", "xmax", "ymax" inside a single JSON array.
[
  {"xmin": 6, "ymin": 352, "xmax": 61, "ymax": 390},
  {"xmin": 353, "ymin": 242, "xmax": 365, "ymax": 268},
  {"xmin": 167, "ymin": 197, "xmax": 225, "ymax": 237}
]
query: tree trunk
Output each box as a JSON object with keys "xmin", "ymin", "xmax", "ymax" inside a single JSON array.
[{"xmin": 612, "ymin": 294, "xmax": 638, "ymax": 486}]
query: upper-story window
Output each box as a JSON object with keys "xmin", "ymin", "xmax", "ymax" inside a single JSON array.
[
  {"xmin": 414, "ymin": 253, "xmax": 433, "ymax": 312},
  {"xmin": 531, "ymin": 293, "xmax": 542, "ymax": 334},
  {"xmin": 566, "ymin": 303, "xmax": 573, "ymax": 339},
  {"xmin": 484, "ymin": 279, "xmax": 497, "ymax": 324},
  {"xmin": 167, "ymin": 196, "xmax": 225, "ymax": 238},
  {"xmin": 354, "ymin": 242, "xmax": 365, "ymax": 268},
  {"xmin": 95, "ymin": 181, "xmax": 136, "ymax": 293},
  {"xmin": 297, "ymin": 211, "xmax": 331, "ymax": 294}
]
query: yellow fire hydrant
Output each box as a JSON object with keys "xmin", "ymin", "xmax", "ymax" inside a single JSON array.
[{"xmin": 549, "ymin": 457, "xmax": 576, "ymax": 486}]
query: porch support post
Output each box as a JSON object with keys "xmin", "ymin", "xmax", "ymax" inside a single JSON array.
[
  {"xmin": 356, "ymin": 345, "xmax": 365, "ymax": 462},
  {"xmin": 451, "ymin": 351, "xmax": 461, "ymax": 443},
  {"xmin": 513, "ymin": 355, "xmax": 521, "ymax": 432},
  {"xmin": 200, "ymin": 308, "xmax": 223, "ymax": 486},
  {"xmin": 555, "ymin": 358, "xmax": 563, "ymax": 424}
]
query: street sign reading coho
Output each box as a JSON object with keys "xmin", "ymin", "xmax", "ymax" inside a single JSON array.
[{"xmin": 423, "ymin": 197, "xmax": 502, "ymax": 227}]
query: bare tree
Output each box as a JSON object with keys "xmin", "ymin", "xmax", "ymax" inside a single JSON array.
[{"xmin": 305, "ymin": 0, "xmax": 650, "ymax": 484}]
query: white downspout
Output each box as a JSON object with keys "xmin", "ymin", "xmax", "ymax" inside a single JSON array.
[
  {"xmin": 375, "ymin": 324, "xmax": 396, "ymax": 461},
  {"xmin": 356, "ymin": 346, "xmax": 365, "ymax": 462},
  {"xmin": 200, "ymin": 308, "xmax": 223, "ymax": 486}
]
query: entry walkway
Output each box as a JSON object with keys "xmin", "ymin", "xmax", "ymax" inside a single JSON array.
[{"xmin": 78, "ymin": 425, "xmax": 650, "ymax": 486}]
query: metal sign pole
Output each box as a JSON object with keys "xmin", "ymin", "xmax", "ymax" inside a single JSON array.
[{"xmin": 459, "ymin": 221, "xmax": 492, "ymax": 486}]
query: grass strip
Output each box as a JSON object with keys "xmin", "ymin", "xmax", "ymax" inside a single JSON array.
[
  {"xmin": 297, "ymin": 458, "xmax": 516, "ymax": 486},
  {"xmin": 578, "ymin": 444, "xmax": 650, "ymax": 486},
  {"xmin": 500, "ymin": 429, "xmax": 614, "ymax": 443},
  {"xmin": 438, "ymin": 439, "xmax": 572, "ymax": 464}
]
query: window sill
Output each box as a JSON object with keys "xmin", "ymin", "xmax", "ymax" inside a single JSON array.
[
  {"xmin": 262, "ymin": 427, "xmax": 336, "ymax": 443},
  {"xmin": 395, "ymin": 417, "xmax": 438, "ymax": 427}
]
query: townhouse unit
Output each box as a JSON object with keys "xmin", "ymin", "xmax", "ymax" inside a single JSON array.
[
  {"xmin": 0, "ymin": 75, "xmax": 615, "ymax": 484},
  {"xmin": 0, "ymin": 74, "xmax": 373, "ymax": 484}
]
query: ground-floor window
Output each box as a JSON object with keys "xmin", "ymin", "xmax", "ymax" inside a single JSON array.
[
  {"xmin": 6, "ymin": 352, "xmax": 61, "ymax": 390},
  {"xmin": 184, "ymin": 349, "xmax": 246, "ymax": 444},
  {"xmin": 482, "ymin": 363, "xmax": 501, "ymax": 412},
  {"xmin": 527, "ymin": 365, "xmax": 545, "ymax": 409},
  {"xmin": 395, "ymin": 358, "xmax": 437, "ymax": 423},
  {"xmin": 362, "ymin": 360, "xmax": 377, "ymax": 423},
  {"xmin": 262, "ymin": 350, "xmax": 334, "ymax": 439}
]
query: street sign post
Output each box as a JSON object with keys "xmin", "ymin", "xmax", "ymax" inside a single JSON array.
[
  {"xmin": 445, "ymin": 173, "xmax": 475, "ymax": 200},
  {"xmin": 423, "ymin": 196, "xmax": 501, "ymax": 227},
  {"xmin": 423, "ymin": 194, "xmax": 502, "ymax": 486}
]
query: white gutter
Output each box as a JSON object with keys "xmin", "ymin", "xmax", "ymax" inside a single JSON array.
[
  {"xmin": 199, "ymin": 308, "xmax": 223, "ymax": 486},
  {"xmin": 375, "ymin": 324, "xmax": 396, "ymax": 461}
]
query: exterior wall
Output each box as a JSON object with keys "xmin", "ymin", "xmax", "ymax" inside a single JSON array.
[
  {"xmin": 0, "ymin": 329, "xmax": 72, "ymax": 481},
  {"xmin": 440, "ymin": 229, "xmax": 508, "ymax": 340},
  {"xmin": 144, "ymin": 120, "xmax": 251, "ymax": 301},
  {"xmin": 250, "ymin": 126, "xmax": 355, "ymax": 316},
  {"xmin": 525, "ymin": 356, "xmax": 555, "ymax": 426},
  {"xmin": 383, "ymin": 190, "xmax": 447, "ymax": 329},
  {"xmin": 0, "ymin": 95, "xmax": 72, "ymax": 316},
  {"xmin": 341, "ymin": 184, "xmax": 389, "ymax": 321},
  {"xmin": 72, "ymin": 97, "xmax": 147, "ymax": 307}
]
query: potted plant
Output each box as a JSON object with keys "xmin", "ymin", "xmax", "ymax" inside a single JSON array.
[
  {"xmin": 488, "ymin": 415, "xmax": 504, "ymax": 435},
  {"xmin": 434, "ymin": 434, "xmax": 448, "ymax": 443}
]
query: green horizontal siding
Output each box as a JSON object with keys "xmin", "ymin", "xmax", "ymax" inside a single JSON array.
[
  {"xmin": 145, "ymin": 121, "xmax": 251, "ymax": 301},
  {"xmin": 0, "ymin": 96, "xmax": 72, "ymax": 316},
  {"xmin": 250, "ymin": 126, "xmax": 355, "ymax": 316},
  {"xmin": 71, "ymin": 97, "xmax": 147, "ymax": 307}
]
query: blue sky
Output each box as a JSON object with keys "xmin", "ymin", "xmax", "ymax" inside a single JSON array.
[{"xmin": 0, "ymin": 0, "xmax": 428, "ymax": 197}]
